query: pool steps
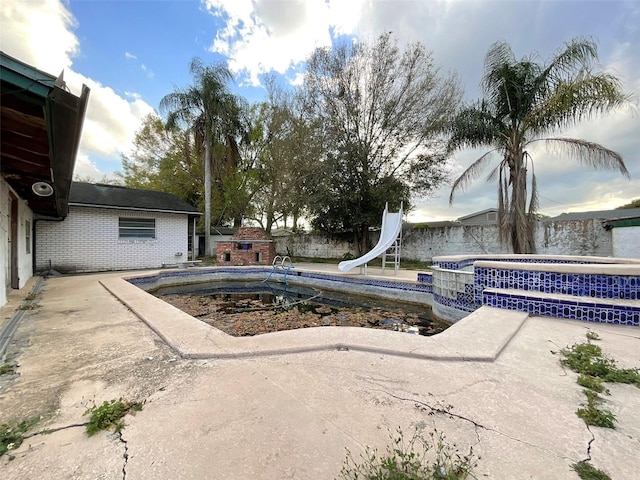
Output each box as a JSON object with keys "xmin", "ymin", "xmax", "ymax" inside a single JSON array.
[{"xmin": 421, "ymin": 255, "xmax": 640, "ymax": 326}]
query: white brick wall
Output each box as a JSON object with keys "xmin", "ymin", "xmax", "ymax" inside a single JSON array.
[{"xmin": 36, "ymin": 206, "xmax": 189, "ymax": 273}]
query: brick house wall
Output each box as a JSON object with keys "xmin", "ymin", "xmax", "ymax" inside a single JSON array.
[
  {"xmin": 216, "ymin": 227, "xmax": 275, "ymax": 266},
  {"xmin": 35, "ymin": 206, "xmax": 189, "ymax": 273}
]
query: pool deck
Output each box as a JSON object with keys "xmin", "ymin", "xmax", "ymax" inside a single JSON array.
[{"xmin": 1, "ymin": 265, "xmax": 639, "ymax": 479}]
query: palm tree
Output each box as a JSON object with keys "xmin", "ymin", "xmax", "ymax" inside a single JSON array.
[
  {"xmin": 449, "ymin": 38, "xmax": 630, "ymax": 253},
  {"xmin": 160, "ymin": 58, "xmax": 240, "ymax": 256}
]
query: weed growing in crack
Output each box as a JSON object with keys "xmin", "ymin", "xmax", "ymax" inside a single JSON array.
[
  {"xmin": 576, "ymin": 390, "xmax": 616, "ymax": 428},
  {"xmin": 585, "ymin": 331, "xmax": 600, "ymax": 341},
  {"xmin": 0, "ymin": 363, "xmax": 16, "ymax": 375},
  {"xmin": 560, "ymin": 343, "xmax": 640, "ymax": 388},
  {"xmin": 576, "ymin": 375, "xmax": 608, "ymax": 394},
  {"xmin": 0, "ymin": 417, "xmax": 40, "ymax": 459},
  {"xmin": 559, "ymin": 338, "xmax": 640, "ymax": 431},
  {"xmin": 17, "ymin": 303, "xmax": 39, "ymax": 310},
  {"xmin": 337, "ymin": 427, "xmax": 477, "ymax": 480},
  {"xmin": 83, "ymin": 398, "xmax": 145, "ymax": 436},
  {"xmin": 571, "ymin": 460, "xmax": 612, "ymax": 480}
]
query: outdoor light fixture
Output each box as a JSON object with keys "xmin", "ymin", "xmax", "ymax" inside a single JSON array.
[{"xmin": 32, "ymin": 181, "xmax": 54, "ymax": 197}]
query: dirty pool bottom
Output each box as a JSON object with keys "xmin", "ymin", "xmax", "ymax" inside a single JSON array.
[{"xmin": 153, "ymin": 281, "xmax": 449, "ymax": 337}]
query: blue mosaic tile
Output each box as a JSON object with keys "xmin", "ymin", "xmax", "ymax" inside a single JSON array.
[
  {"xmin": 482, "ymin": 291, "xmax": 640, "ymax": 326},
  {"xmin": 433, "ymin": 293, "xmax": 476, "ymax": 312},
  {"xmin": 474, "ymin": 267, "xmax": 640, "ymax": 301},
  {"xmin": 434, "ymin": 256, "xmax": 619, "ymax": 271},
  {"xmin": 127, "ymin": 267, "xmax": 433, "ymax": 295},
  {"xmin": 129, "ymin": 262, "xmax": 639, "ymax": 328}
]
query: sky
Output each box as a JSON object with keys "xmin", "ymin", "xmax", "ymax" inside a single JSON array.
[{"xmin": 1, "ymin": 0, "xmax": 639, "ymax": 223}]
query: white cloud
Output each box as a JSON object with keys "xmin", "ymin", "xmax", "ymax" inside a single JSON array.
[
  {"xmin": 204, "ymin": 0, "xmax": 366, "ymax": 86},
  {"xmin": 72, "ymin": 153, "xmax": 106, "ymax": 181},
  {"xmin": 64, "ymin": 70, "xmax": 154, "ymax": 161},
  {"xmin": 0, "ymin": 0, "xmax": 77, "ymax": 73},
  {"xmin": 141, "ymin": 63, "xmax": 155, "ymax": 78},
  {"xmin": 125, "ymin": 51, "xmax": 137, "ymax": 60},
  {"xmin": 1, "ymin": 0, "xmax": 154, "ymax": 178}
]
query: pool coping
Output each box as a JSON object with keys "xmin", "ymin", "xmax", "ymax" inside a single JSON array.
[{"xmin": 100, "ymin": 274, "xmax": 528, "ymax": 361}]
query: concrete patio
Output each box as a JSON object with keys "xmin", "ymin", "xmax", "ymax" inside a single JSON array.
[{"xmin": 1, "ymin": 267, "xmax": 638, "ymax": 479}]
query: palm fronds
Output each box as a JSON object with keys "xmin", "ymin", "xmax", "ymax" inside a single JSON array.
[{"xmin": 448, "ymin": 37, "xmax": 631, "ymax": 253}]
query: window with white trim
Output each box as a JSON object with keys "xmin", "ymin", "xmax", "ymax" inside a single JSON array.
[{"xmin": 119, "ymin": 218, "xmax": 156, "ymax": 239}]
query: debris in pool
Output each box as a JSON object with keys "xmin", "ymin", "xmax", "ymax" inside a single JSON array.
[{"xmin": 156, "ymin": 285, "xmax": 448, "ymax": 337}]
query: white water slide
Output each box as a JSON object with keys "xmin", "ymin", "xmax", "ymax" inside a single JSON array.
[{"xmin": 338, "ymin": 203, "xmax": 403, "ymax": 273}]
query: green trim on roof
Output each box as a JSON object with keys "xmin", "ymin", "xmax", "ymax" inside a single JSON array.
[
  {"xmin": 606, "ymin": 219, "xmax": 640, "ymax": 229},
  {"xmin": 0, "ymin": 51, "xmax": 56, "ymax": 99}
]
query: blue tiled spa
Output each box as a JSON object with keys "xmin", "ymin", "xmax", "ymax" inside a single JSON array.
[{"xmin": 421, "ymin": 255, "xmax": 640, "ymax": 325}]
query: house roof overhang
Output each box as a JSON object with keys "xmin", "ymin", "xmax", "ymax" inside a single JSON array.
[{"xmin": 1, "ymin": 51, "xmax": 90, "ymax": 217}]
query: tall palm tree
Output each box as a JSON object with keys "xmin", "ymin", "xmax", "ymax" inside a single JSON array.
[
  {"xmin": 160, "ymin": 58, "xmax": 239, "ymax": 256},
  {"xmin": 449, "ymin": 38, "xmax": 630, "ymax": 253}
]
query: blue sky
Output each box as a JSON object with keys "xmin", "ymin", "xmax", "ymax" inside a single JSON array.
[{"xmin": 2, "ymin": 0, "xmax": 639, "ymax": 223}]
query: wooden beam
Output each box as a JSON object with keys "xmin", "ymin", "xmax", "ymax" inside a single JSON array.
[
  {"xmin": 1, "ymin": 109, "xmax": 47, "ymax": 137},
  {"xmin": 1, "ymin": 129, "xmax": 49, "ymax": 154},
  {"xmin": 0, "ymin": 156, "xmax": 51, "ymax": 178}
]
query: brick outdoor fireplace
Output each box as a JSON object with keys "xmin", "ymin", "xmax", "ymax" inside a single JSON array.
[{"xmin": 216, "ymin": 227, "xmax": 276, "ymax": 266}]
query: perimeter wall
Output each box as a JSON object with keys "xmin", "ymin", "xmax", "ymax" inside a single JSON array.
[{"xmin": 274, "ymin": 219, "xmax": 614, "ymax": 261}]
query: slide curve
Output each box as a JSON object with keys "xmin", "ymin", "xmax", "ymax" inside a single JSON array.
[{"xmin": 338, "ymin": 203, "xmax": 403, "ymax": 272}]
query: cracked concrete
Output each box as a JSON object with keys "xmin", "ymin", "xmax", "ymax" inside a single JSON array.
[
  {"xmin": 0, "ymin": 270, "xmax": 638, "ymax": 479},
  {"xmin": 118, "ymin": 431, "xmax": 129, "ymax": 480}
]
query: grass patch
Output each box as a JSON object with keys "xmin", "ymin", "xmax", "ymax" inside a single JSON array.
[
  {"xmin": 83, "ymin": 398, "xmax": 145, "ymax": 436},
  {"xmin": 17, "ymin": 303, "xmax": 39, "ymax": 310},
  {"xmin": 198, "ymin": 255, "xmax": 433, "ymax": 270},
  {"xmin": 0, "ymin": 364, "xmax": 16, "ymax": 375},
  {"xmin": 291, "ymin": 256, "xmax": 433, "ymax": 271},
  {"xmin": 571, "ymin": 460, "xmax": 611, "ymax": 480},
  {"xmin": 337, "ymin": 427, "xmax": 477, "ymax": 480},
  {"xmin": 0, "ymin": 417, "xmax": 40, "ymax": 458}
]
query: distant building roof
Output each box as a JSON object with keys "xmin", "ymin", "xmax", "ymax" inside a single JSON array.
[
  {"xmin": 549, "ymin": 208, "xmax": 640, "ymax": 222},
  {"xmin": 456, "ymin": 208, "xmax": 498, "ymax": 222},
  {"xmin": 69, "ymin": 182, "xmax": 201, "ymax": 215},
  {"xmin": 408, "ymin": 221, "xmax": 460, "ymax": 229}
]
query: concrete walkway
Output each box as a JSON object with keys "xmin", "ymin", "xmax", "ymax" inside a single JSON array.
[{"xmin": 1, "ymin": 269, "xmax": 639, "ymax": 479}]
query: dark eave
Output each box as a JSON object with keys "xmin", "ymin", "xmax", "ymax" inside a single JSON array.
[{"xmin": 1, "ymin": 51, "xmax": 89, "ymax": 217}]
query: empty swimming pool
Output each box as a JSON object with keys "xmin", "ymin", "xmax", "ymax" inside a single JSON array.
[{"xmin": 152, "ymin": 280, "xmax": 448, "ymax": 337}]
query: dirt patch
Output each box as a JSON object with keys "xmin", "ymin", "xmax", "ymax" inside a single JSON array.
[{"xmin": 159, "ymin": 294, "xmax": 450, "ymax": 337}]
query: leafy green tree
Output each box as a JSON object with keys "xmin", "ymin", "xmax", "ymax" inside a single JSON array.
[
  {"xmin": 159, "ymin": 58, "xmax": 242, "ymax": 255},
  {"xmin": 119, "ymin": 114, "xmax": 202, "ymax": 207},
  {"xmin": 303, "ymin": 33, "xmax": 461, "ymax": 253},
  {"xmin": 617, "ymin": 198, "xmax": 640, "ymax": 209},
  {"xmin": 245, "ymin": 78, "xmax": 322, "ymax": 233},
  {"xmin": 449, "ymin": 38, "xmax": 630, "ymax": 253}
]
